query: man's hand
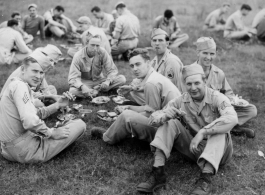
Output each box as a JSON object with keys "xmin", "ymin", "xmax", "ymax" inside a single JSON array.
[
  {"xmin": 100, "ymin": 80, "xmax": 110, "ymax": 91},
  {"xmin": 189, "ymin": 130, "xmax": 205, "ymax": 153},
  {"xmin": 81, "ymin": 85, "xmax": 94, "ymax": 97},
  {"xmin": 55, "ymin": 92, "xmax": 76, "ymax": 109},
  {"xmin": 111, "ymin": 39, "xmax": 118, "ymax": 46},
  {"xmin": 51, "ymin": 126, "xmax": 70, "ymax": 140},
  {"xmin": 164, "ymin": 107, "xmax": 181, "ymax": 119},
  {"xmin": 117, "ymin": 85, "xmax": 132, "ymax": 96}
]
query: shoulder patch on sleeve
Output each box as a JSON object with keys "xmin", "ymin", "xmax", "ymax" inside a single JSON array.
[
  {"xmin": 220, "ymin": 101, "xmax": 231, "ymax": 110},
  {"xmin": 22, "ymin": 92, "xmax": 29, "ymax": 104},
  {"xmin": 167, "ymin": 68, "xmax": 174, "ymax": 79}
]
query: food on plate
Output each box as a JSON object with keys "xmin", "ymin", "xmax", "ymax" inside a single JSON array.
[
  {"xmin": 114, "ymin": 106, "xmax": 129, "ymax": 114},
  {"xmin": 230, "ymin": 95, "xmax": 249, "ymax": 107},
  {"xmin": 107, "ymin": 112, "xmax": 117, "ymax": 117},
  {"xmin": 112, "ymin": 96, "xmax": 129, "ymax": 104},
  {"xmin": 92, "ymin": 96, "xmax": 110, "ymax": 104},
  {"xmin": 79, "ymin": 109, "xmax": 92, "ymax": 114},
  {"xmin": 73, "ymin": 104, "xmax": 83, "ymax": 110},
  {"xmin": 97, "ymin": 110, "xmax": 108, "ymax": 117},
  {"xmin": 57, "ymin": 114, "xmax": 76, "ymax": 121}
]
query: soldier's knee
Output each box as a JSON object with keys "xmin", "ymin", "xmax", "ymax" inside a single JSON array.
[
  {"xmin": 250, "ymin": 105, "xmax": 258, "ymax": 118},
  {"xmin": 118, "ymin": 75, "xmax": 126, "ymax": 84}
]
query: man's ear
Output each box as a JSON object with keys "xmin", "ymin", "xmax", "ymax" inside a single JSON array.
[{"xmin": 20, "ymin": 65, "xmax": 25, "ymax": 73}]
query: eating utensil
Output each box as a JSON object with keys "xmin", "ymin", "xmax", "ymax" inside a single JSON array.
[{"xmin": 258, "ymin": 150, "xmax": 265, "ymax": 159}]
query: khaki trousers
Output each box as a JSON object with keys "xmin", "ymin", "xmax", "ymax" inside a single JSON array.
[
  {"xmin": 150, "ymin": 119, "xmax": 233, "ymax": 174},
  {"xmin": 103, "ymin": 110, "xmax": 157, "ymax": 144},
  {"xmin": 235, "ymin": 104, "xmax": 257, "ymax": 126},
  {"xmin": 0, "ymin": 119, "xmax": 86, "ymax": 163},
  {"xmin": 111, "ymin": 38, "xmax": 138, "ymax": 56},
  {"xmin": 169, "ymin": 33, "xmax": 189, "ymax": 49},
  {"xmin": 130, "ymin": 91, "xmax": 145, "ymax": 106},
  {"xmin": 69, "ymin": 75, "xmax": 126, "ymax": 97}
]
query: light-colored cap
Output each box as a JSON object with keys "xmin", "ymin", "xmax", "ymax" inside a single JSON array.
[
  {"xmin": 77, "ymin": 16, "xmax": 92, "ymax": 25},
  {"xmin": 41, "ymin": 44, "xmax": 62, "ymax": 63},
  {"xmin": 29, "ymin": 50, "xmax": 53, "ymax": 72},
  {"xmin": 195, "ymin": 37, "xmax": 216, "ymax": 51},
  {"xmin": 115, "ymin": 1, "xmax": 126, "ymax": 9},
  {"xmin": 182, "ymin": 64, "xmax": 205, "ymax": 80},
  {"xmin": 151, "ymin": 28, "xmax": 168, "ymax": 39},
  {"xmin": 89, "ymin": 36, "xmax": 102, "ymax": 45},
  {"xmin": 28, "ymin": 4, "xmax": 37, "ymax": 10}
]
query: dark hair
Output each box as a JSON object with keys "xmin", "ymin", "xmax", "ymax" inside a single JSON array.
[
  {"xmin": 7, "ymin": 19, "xmax": 19, "ymax": 27},
  {"xmin": 23, "ymin": 56, "xmax": 38, "ymax": 67},
  {"xmin": 128, "ymin": 48, "xmax": 150, "ymax": 61},
  {"xmin": 91, "ymin": 6, "xmax": 101, "ymax": 13},
  {"xmin": 184, "ymin": 74, "xmax": 206, "ymax": 83},
  {"xmin": 11, "ymin": 12, "xmax": 20, "ymax": 18},
  {"xmin": 116, "ymin": 3, "xmax": 126, "ymax": 9},
  {"xmin": 54, "ymin": 5, "xmax": 65, "ymax": 12},
  {"xmin": 164, "ymin": 9, "xmax": 174, "ymax": 19},
  {"xmin": 241, "ymin": 4, "xmax": 252, "ymax": 11}
]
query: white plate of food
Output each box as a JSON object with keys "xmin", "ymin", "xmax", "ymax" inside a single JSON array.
[
  {"xmin": 57, "ymin": 113, "xmax": 76, "ymax": 121},
  {"xmin": 91, "ymin": 96, "xmax": 110, "ymax": 105},
  {"xmin": 112, "ymin": 96, "xmax": 130, "ymax": 104},
  {"xmin": 97, "ymin": 115, "xmax": 117, "ymax": 122},
  {"xmin": 230, "ymin": 95, "xmax": 249, "ymax": 107},
  {"xmin": 97, "ymin": 111, "xmax": 118, "ymax": 122}
]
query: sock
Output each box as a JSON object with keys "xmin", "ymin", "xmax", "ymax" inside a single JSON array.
[
  {"xmin": 153, "ymin": 149, "xmax": 166, "ymax": 167},
  {"xmin": 202, "ymin": 162, "xmax": 214, "ymax": 174}
]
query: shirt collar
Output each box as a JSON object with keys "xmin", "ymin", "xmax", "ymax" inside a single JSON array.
[
  {"xmin": 141, "ymin": 67, "xmax": 155, "ymax": 84},
  {"xmin": 153, "ymin": 49, "xmax": 170, "ymax": 67}
]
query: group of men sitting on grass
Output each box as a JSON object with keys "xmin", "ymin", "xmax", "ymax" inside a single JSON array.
[{"xmin": 0, "ymin": 2, "xmax": 260, "ymax": 195}]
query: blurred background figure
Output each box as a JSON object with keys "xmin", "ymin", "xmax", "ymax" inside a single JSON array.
[{"xmin": 251, "ymin": 7, "xmax": 265, "ymax": 42}]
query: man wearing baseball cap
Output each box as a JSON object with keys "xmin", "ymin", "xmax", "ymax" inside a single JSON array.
[
  {"xmin": 186, "ymin": 37, "xmax": 257, "ymax": 138},
  {"xmin": 21, "ymin": 4, "xmax": 45, "ymax": 39},
  {"xmin": 0, "ymin": 53, "xmax": 86, "ymax": 163},
  {"xmin": 0, "ymin": 44, "xmax": 62, "ymax": 101},
  {"xmin": 67, "ymin": 16, "xmax": 111, "ymax": 57},
  {"xmin": 137, "ymin": 64, "xmax": 237, "ymax": 194}
]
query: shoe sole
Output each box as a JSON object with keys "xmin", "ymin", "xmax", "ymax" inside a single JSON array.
[{"xmin": 137, "ymin": 183, "xmax": 166, "ymax": 194}]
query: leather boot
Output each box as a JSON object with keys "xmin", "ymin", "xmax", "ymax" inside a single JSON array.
[
  {"xmin": 137, "ymin": 166, "xmax": 166, "ymax": 193},
  {"xmin": 231, "ymin": 126, "xmax": 255, "ymax": 138},
  {"xmin": 190, "ymin": 173, "xmax": 212, "ymax": 195}
]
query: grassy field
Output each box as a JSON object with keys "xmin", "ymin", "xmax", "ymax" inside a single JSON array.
[{"xmin": 1, "ymin": 0, "xmax": 265, "ymax": 194}]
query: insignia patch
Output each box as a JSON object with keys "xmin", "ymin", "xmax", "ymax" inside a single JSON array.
[
  {"xmin": 220, "ymin": 101, "xmax": 231, "ymax": 110},
  {"xmin": 23, "ymin": 92, "xmax": 29, "ymax": 104},
  {"xmin": 167, "ymin": 68, "xmax": 174, "ymax": 79}
]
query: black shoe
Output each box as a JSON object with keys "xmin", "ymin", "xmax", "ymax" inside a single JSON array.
[
  {"xmin": 190, "ymin": 173, "xmax": 212, "ymax": 195},
  {"xmin": 231, "ymin": 126, "xmax": 255, "ymax": 138},
  {"xmin": 137, "ymin": 166, "xmax": 166, "ymax": 193},
  {"xmin": 90, "ymin": 127, "xmax": 107, "ymax": 139}
]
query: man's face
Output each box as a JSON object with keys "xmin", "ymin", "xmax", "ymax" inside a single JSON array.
[
  {"xmin": 163, "ymin": 17, "xmax": 170, "ymax": 24},
  {"xmin": 86, "ymin": 41, "xmax": 100, "ymax": 57},
  {"xmin": 13, "ymin": 15, "xmax": 21, "ymax": 23},
  {"xmin": 54, "ymin": 10, "xmax": 63, "ymax": 17},
  {"xmin": 241, "ymin": 9, "xmax": 250, "ymax": 17},
  {"xmin": 222, "ymin": 5, "xmax": 230, "ymax": 13},
  {"xmin": 78, "ymin": 23, "xmax": 90, "ymax": 32},
  {"xmin": 29, "ymin": 7, "xmax": 37, "ymax": 17},
  {"xmin": 92, "ymin": 11, "xmax": 101, "ymax": 19},
  {"xmin": 116, "ymin": 8, "xmax": 122, "ymax": 16},
  {"xmin": 129, "ymin": 55, "xmax": 150, "ymax": 79},
  {"xmin": 21, "ymin": 62, "xmax": 44, "ymax": 88},
  {"xmin": 151, "ymin": 34, "xmax": 168, "ymax": 55},
  {"xmin": 185, "ymin": 74, "xmax": 206, "ymax": 101},
  {"xmin": 197, "ymin": 48, "xmax": 216, "ymax": 67}
]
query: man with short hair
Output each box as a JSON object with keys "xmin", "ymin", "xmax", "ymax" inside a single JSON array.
[
  {"xmin": 188, "ymin": 37, "xmax": 257, "ymax": 138},
  {"xmin": 0, "ymin": 19, "xmax": 32, "ymax": 65},
  {"xmin": 251, "ymin": 8, "xmax": 265, "ymax": 42},
  {"xmin": 43, "ymin": 5, "xmax": 76, "ymax": 38},
  {"xmin": 203, "ymin": 3, "xmax": 230, "ymax": 31},
  {"xmin": 111, "ymin": 1, "xmax": 140, "ymax": 57},
  {"xmin": 0, "ymin": 44, "xmax": 62, "ymax": 102},
  {"xmin": 21, "ymin": 4, "xmax": 45, "ymax": 39},
  {"xmin": 91, "ymin": 48, "xmax": 181, "ymax": 145},
  {"xmin": 153, "ymin": 9, "xmax": 189, "ymax": 49},
  {"xmin": 224, "ymin": 4, "xmax": 253, "ymax": 40},
  {"xmin": 137, "ymin": 64, "xmax": 238, "ymax": 194},
  {"xmin": 91, "ymin": 6, "xmax": 113, "ymax": 39},
  {"xmin": 67, "ymin": 16, "xmax": 111, "ymax": 57},
  {"xmin": 0, "ymin": 53, "xmax": 86, "ymax": 163},
  {"xmin": 68, "ymin": 36, "xmax": 126, "ymax": 98}
]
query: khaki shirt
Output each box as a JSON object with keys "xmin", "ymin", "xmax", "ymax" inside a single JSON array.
[
  {"xmin": 0, "ymin": 78, "xmax": 57, "ymax": 142},
  {"xmin": 225, "ymin": 10, "xmax": 245, "ymax": 31},
  {"xmin": 204, "ymin": 9, "xmax": 225, "ymax": 27},
  {"xmin": 151, "ymin": 49, "xmax": 183, "ymax": 91},
  {"xmin": 68, "ymin": 47, "xmax": 118, "ymax": 89},
  {"xmin": 81, "ymin": 26, "xmax": 111, "ymax": 54},
  {"xmin": 0, "ymin": 67, "xmax": 49, "ymax": 99},
  {"xmin": 252, "ymin": 8, "xmax": 265, "ymax": 28},
  {"xmin": 154, "ymin": 87, "xmax": 238, "ymax": 135},
  {"xmin": 95, "ymin": 13, "xmax": 114, "ymax": 34},
  {"xmin": 153, "ymin": 15, "xmax": 180, "ymax": 37},
  {"xmin": 0, "ymin": 27, "xmax": 31, "ymax": 53},
  {"xmin": 142, "ymin": 68, "xmax": 181, "ymax": 111},
  {"xmin": 114, "ymin": 10, "xmax": 140, "ymax": 40}
]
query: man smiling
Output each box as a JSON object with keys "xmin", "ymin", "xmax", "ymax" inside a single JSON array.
[
  {"xmin": 91, "ymin": 48, "xmax": 180, "ymax": 145},
  {"xmin": 186, "ymin": 37, "xmax": 257, "ymax": 138}
]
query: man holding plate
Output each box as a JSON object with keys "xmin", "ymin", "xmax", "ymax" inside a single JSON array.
[{"xmin": 184, "ymin": 37, "xmax": 257, "ymax": 138}]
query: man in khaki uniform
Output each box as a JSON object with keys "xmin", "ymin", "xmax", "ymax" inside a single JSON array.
[
  {"xmin": 67, "ymin": 16, "xmax": 111, "ymax": 58},
  {"xmin": 252, "ymin": 8, "xmax": 265, "ymax": 42},
  {"xmin": 0, "ymin": 54, "xmax": 86, "ymax": 163},
  {"xmin": 0, "ymin": 20, "xmax": 32, "ymax": 65},
  {"xmin": 0, "ymin": 44, "xmax": 62, "ymax": 101},
  {"xmin": 111, "ymin": 2, "xmax": 140, "ymax": 57},
  {"xmin": 203, "ymin": 3, "xmax": 230, "ymax": 31},
  {"xmin": 224, "ymin": 4, "xmax": 253, "ymax": 40},
  {"xmin": 91, "ymin": 48, "xmax": 181, "ymax": 145},
  {"xmin": 187, "ymin": 37, "xmax": 257, "ymax": 138},
  {"xmin": 153, "ymin": 9, "xmax": 189, "ymax": 49},
  {"xmin": 137, "ymin": 64, "xmax": 238, "ymax": 195},
  {"xmin": 68, "ymin": 36, "xmax": 126, "ymax": 98},
  {"xmin": 91, "ymin": 6, "xmax": 114, "ymax": 40},
  {"xmin": 119, "ymin": 28, "xmax": 183, "ymax": 106}
]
